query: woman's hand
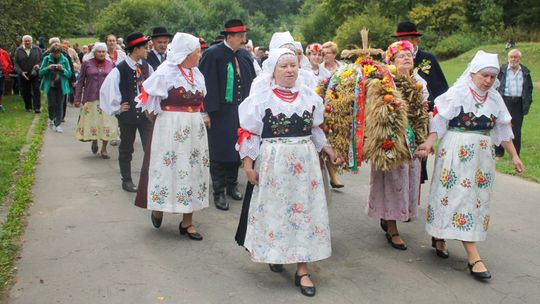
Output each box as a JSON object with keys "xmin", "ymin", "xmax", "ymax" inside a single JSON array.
[
  {"xmin": 512, "ymin": 155, "xmax": 525, "ymax": 174},
  {"xmin": 202, "ymin": 115, "xmax": 211, "ymax": 128},
  {"xmin": 416, "ymin": 142, "xmax": 433, "ymax": 158},
  {"xmin": 323, "ymin": 146, "xmax": 344, "ymax": 165},
  {"xmin": 244, "ymin": 168, "xmax": 259, "ymax": 185}
]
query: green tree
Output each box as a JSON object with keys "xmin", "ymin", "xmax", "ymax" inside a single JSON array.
[{"xmin": 409, "ymin": 0, "xmax": 467, "ymax": 37}]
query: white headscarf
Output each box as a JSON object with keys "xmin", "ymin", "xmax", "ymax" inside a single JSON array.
[
  {"xmin": 166, "ymin": 32, "xmax": 200, "ymax": 65},
  {"xmin": 269, "ymin": 32, "xmax": 295, "ymax": 50},
  {"xmin": 454, "ymin": 50, "xmax": 500, "ymax": 91},
  {"xmin": 249, "ymin": 48, "xmax": 297, "ymax": 96}
]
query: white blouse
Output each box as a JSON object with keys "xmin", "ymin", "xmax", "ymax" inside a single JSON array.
[{"xmin": 236, "ymin": 84, "xmax": 329, "ymax": 160}]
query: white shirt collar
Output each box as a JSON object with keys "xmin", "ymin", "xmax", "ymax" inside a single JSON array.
[
  {"xmin": 507, "ymin": 64, "xmax": 521, "ymax": 73},
  {"xmin": 125, "ymin": 56, "xmax": 142, "ymax": 70},
  {"xmin": 223, "ymin": 41, "xmax": 236, "ymax": 52}
]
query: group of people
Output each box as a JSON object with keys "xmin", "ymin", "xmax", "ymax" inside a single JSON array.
[{"xmin": 1, "ymin": 18, "xmax": 533, "ymax": 297}]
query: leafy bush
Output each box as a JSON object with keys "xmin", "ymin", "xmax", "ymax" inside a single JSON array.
[{"xmin": 432, "ymin": 32, "xmax": 480, "ymax": 60}]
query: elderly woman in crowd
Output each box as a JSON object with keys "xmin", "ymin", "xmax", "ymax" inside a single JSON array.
[
  {"xmin": 134, "ymin": 33, "xmax": 209, "ymax": 241},
  {"xmin": 365, "ymin": 40, "xmax": 429, "ymax": 250},
  {"xmin": 74, "ymin": 42, "xmax": 119, "ymax": 158},
  {"xmin": 235, "ymin": 48, "xmax": 343, "ymax": 297},
  {"xmin": 321, "ymin": 41, "xmax": 341, "ymax": 73},
  {"xmin": 39, "ymin": 43, "xmax": 72, "ymax": 133},
  {"xmin": 417, "ymin": 51, "xmax": 524, "ymax": 280},
  {"xmin": 306, "ymin": 43, "xmax": 331, "ymax": 82}
]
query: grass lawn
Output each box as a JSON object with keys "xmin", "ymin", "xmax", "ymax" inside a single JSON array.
[
  {"xmin": 0, "ymin": 95, "xmax": 38, "ymax": 203},
  {"xmin": 440, "ymin": 42, "xmax": 540, "ymax": 182},
  {"xmin": 67, "ymin": 37, "xmax": 99, "ymax": 47}
]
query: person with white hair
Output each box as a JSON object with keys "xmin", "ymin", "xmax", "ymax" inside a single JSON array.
[
  {"xmin": 13, "ymin": 35, "xmax": 43, "ymax": 112},
  {"xmin": 134, "ymin": 33, "xmax": 209, "ymax": 240},
  {"xmin": 243, "ymin": 39, "xmax": 262, "ymax": 76},
  {"xmin": 235, "ymin": 48, "xmax": 343, "ymax": 297},
  {"xmin": 74, "ymin": 42, "xmax": 118, "ymax": 158},
  {"xmin": 417, "ymin": 51, "xmax": 524, "ymax": 280}
]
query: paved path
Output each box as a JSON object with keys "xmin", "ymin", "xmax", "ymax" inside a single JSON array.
[{"xmin": 8, "ymin": 107, "xmax": 540, "ymax": 304}]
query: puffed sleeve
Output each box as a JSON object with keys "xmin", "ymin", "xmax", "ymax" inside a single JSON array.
[
  {"xmin": 311, "ymin": 94, "xmax": 329, "ymax": 152},
  {"xmin": 428, "ymin": 92, "xmax": 460, "ymax": 139},
  {"xmin": 99, "ymin": 68, "xmax": 122, "ymax": 115},
  {"xmin": 135, "ymin": 73, "xmax": 171, "ymax": 115},
  {"xmin": 491, "ymin": 99, "xmax": 514, "ymax": 146},
  {"xmin": 236, "ymin": 95, "xmax": 264, "ymax": 160}
]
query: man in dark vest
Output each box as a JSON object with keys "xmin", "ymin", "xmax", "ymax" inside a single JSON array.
[
  {"xmin": 100, "ymin": 32, "xmax": 153, "ymax": 192},
  {"xmin": 199, "ymin": 19, "xmax": 257, "ymax": 210},
  {"xmin": 146, "ymin": 27, "xmax": 173, "ymax": 71}
]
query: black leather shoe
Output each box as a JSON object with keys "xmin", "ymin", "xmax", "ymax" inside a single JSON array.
[
  {"xmin": 385, "ymin": 232, "xmax": 407, "ymax": 250},
  {"xmin": 214, "ymin": 193, "xmax": 229, "ymax": 210},
  {"xmin": 431, "ymin": 237, "xmax": 449, "ymax": 259},
  {"xmin": 151, "ymin": 211, "xmax": 162, "ymax": 228},
  {"xmin": 269, "ymin": 264, "xmax": 284, "ymax": 273},
  {"xmin": 227, "ymin": 186, "xmax": 243, "ymax": 200},
  {"xmin": 330, "ymin": 181, "xmax": 344, "ymax": 189},
  {"xmin": 468, "ymin": 260, "xmax": 491, "ymax": 280},
  {"xmin": 295, "ymin": 273, "xmax": 316, "ymax": 297},
  {"xmin": 380, "ymin": 219, "xmax": 388, "ymax": 232},
  {"xmin": 179, "ymin": 222, "xmax": 203, "ymax": 241},
  {"xmin": 122, "ymin": 180, "xmax": 137, "ymax": 192}
]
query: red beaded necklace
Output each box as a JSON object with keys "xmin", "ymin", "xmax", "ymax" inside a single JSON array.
[
  {"xmin": 272, "ymin": 88, "xmax": 299, "ymax": 103},
  {"xmin": 179, "ymin": 67, "xmax": 195, "ymax": 86},
  {"xmin": 469, "ymin": 87, "xmax": 488, "ymax": 104}
]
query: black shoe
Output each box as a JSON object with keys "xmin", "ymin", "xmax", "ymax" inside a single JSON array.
[
  {"xmin": 227, "ymin": 186, "xmax": 243, "ymax": 200},
  {"xmin": 330, "ymin": 181, "xmax": 344, "ymax": 189},
  {"xmin": 34, "ymin": 109, "xmax": 41, "ymax": 114},
  {"xmin": 151, "ymin": 211, "xmax": 162, "ymax": 228},
  {"xmin": 269, "ymin": 264, "xmax": 284, "ymax": 273},
  {"xmin": 91, "ymin": 142, "xmax": 98, "ymax": 154},
  {"xmin": 468, "ymin": 260, "xmax": 491, "ymax": 280},
  {"xmin": 431, "ymin": 237, "xmax": 449, "ymax": 259},
  {"xmin": 122, "ymin": 180, "xmax": 138, "ymax": 192},
  {"xmin": 380, "ymin": 219, "xmax": 388, "ymax": 232},
  {"xmin": 294, "ymin": 273, "xmax": 316, "ymax": 297},
  {"xmin": 179, "ymin": 222, "xmax": 203, "ymax": 241},
  {"xmin": 385, "ymin": 232, "xmax": 407, "ymax": 250},
  {"xmin": 214, "ymin": 193, "xmax": 229, "ymax": 210}
]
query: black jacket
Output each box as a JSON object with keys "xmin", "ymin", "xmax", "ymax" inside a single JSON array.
[
  {"xmin": 13, "ymin": 45, "xmax": 42, "ymax": 75},
  {"xmin": 415, "ymin": 49, "xmax": 449, "ymax": 110},
  {"xmin": 146, "ymin": 50, "xmax": 165, "ymax": 71},
  {"xmin": 497, "ymin": 64, "xmax": 533, "ymax": 115}
]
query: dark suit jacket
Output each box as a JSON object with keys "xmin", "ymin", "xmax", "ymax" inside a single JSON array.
[
  {"xmin": 497, "ymin": 64, "xmax": 533, "ymax": 115},
  {"xmin": 146, "ymin": 50, "xmax": 165, "ymax": 71},
  {"xmin": 14, "ymin": 45, "xmax": 42, "ymax": 75},
  {"xmin": 415, "ymin": 49, "xmax": 449, "ymax": 110}
]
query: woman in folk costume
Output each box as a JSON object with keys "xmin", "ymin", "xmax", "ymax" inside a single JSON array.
[
  {"xmin": 235, "ymin": 48, "xmax": 343, "ymax": 297},
  {"xmin": 417, "ymin": 51, "xmax": 524, "ymax": 280},
  {"xmin": 306, "ymin": 43, "xmax": 332, "ymax": 83},
  {"xmin": 74, "ymin": 42, "xmax": 119, "ymax": 158},
  {"xmin": 134, "ymin": 33, "xmax": 210, "ymax": 241},
  {"xmin": 364, "ymin": 40, "xmax": 429, "ymax": 250}
]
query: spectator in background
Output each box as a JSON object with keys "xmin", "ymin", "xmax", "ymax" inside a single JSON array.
[
  {"xmin": 39, "ymin": 43, "xmax": 72, "ymax": 132},
  {"xmin": 105, "ymin": 34, "xmax": 127, "ymax": 65},
  {"xmin": 495, "ymin": 48, "xmax": 533, "ymax": 159},
  {"xmin": 73, "ymin": 43, "xmax": 84, "ymax": 63},
  {"xmin": 13, "ymin": 35, "xmax": 42, "ymax": 113},
  {"xmin": 306, "ymin": 43, "xmax": 331, "ymax": 83},
  {"xmin": 117, "ymin": 37, "xmax": 125, "ymax": 50},
  {"xmin": 0, "ymin": 46, "xmax": 14, "ymax": 112},
  {"xmin": 38, "ymin": 37, "xmax": 46, "ymax": 51},
  {"xmin": 321, "ymin": 41, "xmax": 341, "ymax": 73},
  {"xmin": 146, "ymin": 26, "xmax": 173, "ymax": 71}
]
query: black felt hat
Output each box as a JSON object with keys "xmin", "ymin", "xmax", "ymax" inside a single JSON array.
[
  {"xmin": 391, "ymin": 21, "xmax": 423, "ymax": 38},
  {"xmin": 151, "ymin": 27, "xmax": 173, "ymax": 39},
  {"xmin": 220, "ymin": 19, "xmax": 249, "ymax": 35},
  {"xmin": 125, "ymin": 32, "xmax": 150, "ymax": 50}
]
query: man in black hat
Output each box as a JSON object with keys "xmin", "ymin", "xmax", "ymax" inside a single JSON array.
[
  {"xmin": 393, "ymin": 21, "xmax": 449, "ymax": 184},
  {"xmin": 147, "ymin": 27, "xmax": 173, "ymax": 70},
  {"xmin": 199, "ymin": 19, "xmax": 257, "ymax": 211},
  {"xmin": 100, "ymin": 32, "xmax": 154, "ymax": 192}
]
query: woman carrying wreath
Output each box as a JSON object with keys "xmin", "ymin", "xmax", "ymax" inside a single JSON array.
[
  {"xmin": 74, "ymin": 42, "xmax": 119, "ymax": 158},
  {"xmin": 364, "ymin": 40, "xmax": 429, "ymax": 250},
  {"xmin": 134, "ymin": 33, "xmax": 210, "ymax": 241},
  {"xmin": 416, "ymin": 51, "xmax": 524, "ymax": 280},
  {"xmin": 235, "ymin": 48, "xmax": 343, "ymax": 297}
]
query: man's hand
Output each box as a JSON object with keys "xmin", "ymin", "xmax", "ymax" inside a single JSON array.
[
  {"xmin": 119, "ymin": 102, "xmax": 131, "ymax": 113},
  {"xmin": 21, "ymin": 72, "xmax": 29, "ymax": 80}
]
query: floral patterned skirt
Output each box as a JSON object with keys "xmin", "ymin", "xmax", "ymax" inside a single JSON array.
[
  {"xmin": 75, "ymin": 100, "xmax": 119, "ymax": 141},
  {"xmin": 426, "ymin": 130, "xmax": 495, "ymax": 242},
  {"xmin": 146, "ymin": 111, "xmax": 209, "ymax": 213},
  {"xmin": 243, "ymin": 136, "xmax": 331, "ymax": 264}
]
